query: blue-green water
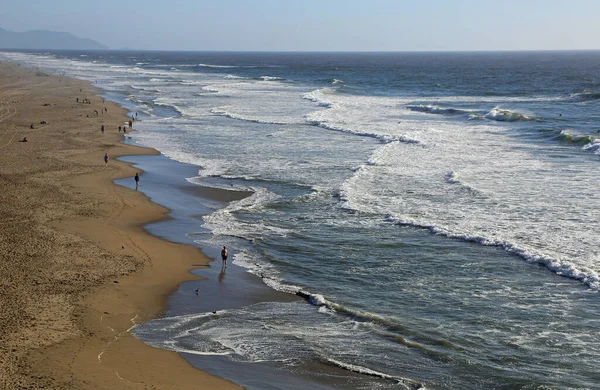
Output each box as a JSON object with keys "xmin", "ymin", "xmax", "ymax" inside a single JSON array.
[{"xmin": 5, "ymin": 50, "xmax": 600, "ymax": 389}]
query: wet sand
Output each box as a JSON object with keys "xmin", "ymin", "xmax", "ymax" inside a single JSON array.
[{"xmin": 0, "ymin": 61, "xmax": 240, "ymax": 389}]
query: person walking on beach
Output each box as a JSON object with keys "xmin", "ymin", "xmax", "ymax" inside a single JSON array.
[
  {"xmin": 221, "ymin": 246, "xmax": 228, "ymax": 268},
  {"xmin": 104, "ymin": 153, "xmax": 109, "ymax": 165},
  {"xmin": 134, "ymin": 173, "xmax": 139, "ymax": 190},
  {"xmin": 101, "ymin": 125, "xmax": 104, "ymax": 133}
]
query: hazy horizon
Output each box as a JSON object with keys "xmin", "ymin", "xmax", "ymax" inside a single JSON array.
[{"xmin": 1, "ymin": 0, "xmax": 598, "ymax": 52}]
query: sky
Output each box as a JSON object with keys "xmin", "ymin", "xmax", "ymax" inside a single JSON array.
[{"xmin": 1, "ymin": 0, "xmax": 598, "ymax": 51}]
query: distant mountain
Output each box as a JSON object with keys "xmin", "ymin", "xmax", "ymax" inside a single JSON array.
[{"xmin": 0, "ymin": 28, "xmax": 107, "ymax": 50}]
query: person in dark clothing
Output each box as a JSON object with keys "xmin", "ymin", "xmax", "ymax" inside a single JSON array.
[{"xmin": 221, "ymin": 246, "xmax": 228, "ymax": 267}]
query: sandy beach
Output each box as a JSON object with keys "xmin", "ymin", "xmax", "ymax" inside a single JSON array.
[{"xmin": 0, "ymin": 61, "xmax": 240, "ymax": 389}]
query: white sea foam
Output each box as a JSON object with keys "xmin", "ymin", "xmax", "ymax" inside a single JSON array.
[
  {"xmin": 302, "ymin": 88, "xmax": 335, "ymax": 107},
  {"xmin": 259, "ymin": 75, "xmax": 285, "ymax": 81},
  {"xmin": 483, "ymin": 106, "xmax": 533, "ymax": 122},
  {"xmin": 303, "ymin": 88, "xmax": 425, "ymax": 144},
  {"xmin": 197, "ymin": 63, "xmax": 238, "ymax": 68},
  {"xmin": 210, "ymin": 107, "xmax": 292, "ymax": 125},
  {"xmin": 570, "ymin": 90, "xmax": 600, "ymax": 103},
  {"xmin": 152, "ymin": 98, "xmax": 184, "ymax": 115},
  {"xmin": 200, "ymin": 187, "xmax": 288, "ymax": 239},
  {"xmin": 202, "ymin": 85, "xmax": 220, "ymax": 93},
  {"xmin": 325, "ymin": 358, "xmax": 423, "ymax": 390},
  {"xmin": 583, "ymin": 139, "xmax": 600, "ymax": 154},
  {"xmin": 392, "ymin": 210, "xmax": 600, "ymax": 290}
]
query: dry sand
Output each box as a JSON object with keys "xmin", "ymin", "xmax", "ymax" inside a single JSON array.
[{"xmin": 0, "ymin": 61, "xmax": 240, "ymax": 389}]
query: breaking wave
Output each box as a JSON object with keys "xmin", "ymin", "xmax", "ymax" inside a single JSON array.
[
  {"xmin": 583, "ymin": 139, "xmax": 600, "ymax": 155},
  {"xmin": 482, "ymin": 107, "xmax": 533, "ymax": 122},
  {"xmin": 556, "ymin": 130, "xmax": 595, "ymax": 144},
  {"xmin": 302, "ymin": 88, "xmax": 335, "ymax": 107},
  {"xmin": 570, "ymin": 91, "xmax": 600, "ymax": 103},
  {"xmin": 259, "ymin": 75, "xmax": 285, "ymax": 81},
  {"xmin": 306, "ymin": 119, "xmax": 422, "ymax": 144},
  {"xmin": 210, "ymin": 107, "xmax": 297, "ymax": 125},
  {"xmin": 197, "ymin": 63, "xmax": 238, "ymax": 68},
  {"xmin": 406, "ymin": 104, "xmax": 469, "ymax": 116},
  {"xmin": 385, "ymin": 215, "xmax": 600, "ymax": 290},
  {"xmin": 324, "ymin": 358, "xmax": 425, "ymax": 390}
]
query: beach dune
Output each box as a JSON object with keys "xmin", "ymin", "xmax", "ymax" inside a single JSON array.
[{"xmin": 0, "ymin": 61, "xmax": 239, "ymax": 389}]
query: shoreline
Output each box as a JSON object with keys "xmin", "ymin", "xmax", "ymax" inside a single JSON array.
[
  {"xmin": 1, "ymin": 55, "xmax": 418, "ymax": 390},
  {"xmin": 114, "ymin": 148, "xmax": 397, "ymax": 390},
  {"xmin": 0, "ymin": 61, "xmax": 240, "ymax": 389}
]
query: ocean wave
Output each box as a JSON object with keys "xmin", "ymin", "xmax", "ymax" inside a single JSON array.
[
  {"xmin": 197, "ymin": 63, "xmax": 238, "ymax": 68},
  {"xmin": 556, "ymin": 130, "xmax": 595, "ymax": 144},
  {"xmin": 259, "ymin": 75, "xmax": 285, "ymax": 81},
  {"xmin": 570, "ymin": 91, "xmax": 600, "ymax": 103},
  {"xmin": 294, "ymin": 290, "xmax": 418, "ymax": 341},
  {"xmin": 202, "ymin": 85, "xmax": 220, "ymax": 93},
  {"xmin": 133, "ymin": 302, "xmax": 425, "ymax": 388},
  {"xmin": 583, "ymin": 139, "xmax": 600, "ymax": 155},
  {"xmin": 152, "ymin": 99, "xmax": 184, "ymax": 116},
  {"xmin": 129, "ymin": 84, "xmax": 161, "ymax": 93},
  {"xmin": 200, "ymin": 187, "xmax": 288, "ymax": 239},
  {"xmin": 385, "ymin": 215, "xmax": 600, "ymax": 290},
  {"xmin": 223, "ymin": 74, "xmax": 246, "ymax": 80},
  {"xmin": 302, "ymin": 88, "xmax": 335, "ymax": 108},
  {"xmin": 180, "ymin": 80, "xmax": 206, "ymax": 86},
  {"xmin": 211, "ymin": 107, "xmax": 295, "ymax": 125},
  {"xmin": 323, "ymin": 358, "xmax": 424, "ymax": 390},
  {"xmin": 304, "ymin": 89, "xmax": 423, "ymax": 144},
  {"xmin": 483, "ymin": 107, "xmax": 533, "ymax": 122},
  {"xmin": 406, "ymin": 104, "xmax": 469, "ymax": 116},
  {"xmin": 307, "ymin": 119, "xmax": 422, "ymax": 145},
  {"xmin": 237, "ymin": 262, "xmax": 421, "ymax": 345}
]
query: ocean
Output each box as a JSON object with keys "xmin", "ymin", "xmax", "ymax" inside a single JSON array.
[{"xmin": 3, "ymin": 49, "xmax": 600, "ymax": 389}]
